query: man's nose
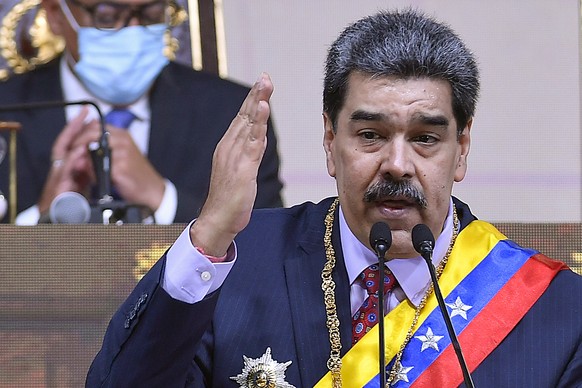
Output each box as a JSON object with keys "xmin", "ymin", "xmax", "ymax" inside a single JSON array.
[
  {"xmin": 127, "ymin": 14, "xmax": 142, "ymax": 27},
  {"xmin": 379, "ymin": 139, "xmax": 414, "ymax": 180}
]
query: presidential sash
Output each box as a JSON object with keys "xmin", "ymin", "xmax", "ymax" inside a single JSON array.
[{"xmin": 315, "ymin": 220, "xmax": 567, "ymax": 388}]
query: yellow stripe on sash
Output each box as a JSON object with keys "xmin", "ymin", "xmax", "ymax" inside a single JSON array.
[{"xmin": 314, "ymin": 221, "xmax": 507, "ymax": 387}]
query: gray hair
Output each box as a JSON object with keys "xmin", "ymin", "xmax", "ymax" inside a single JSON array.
[{"xmin": 323, "ymin": 9, "xmax": 480, "ymax": 133}]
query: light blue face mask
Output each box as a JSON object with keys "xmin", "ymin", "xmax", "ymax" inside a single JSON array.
[{"xmin": 75, "ymin": 24, "xmax": 169, "ymax": 105}]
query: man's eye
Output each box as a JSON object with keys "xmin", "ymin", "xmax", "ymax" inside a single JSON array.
[
  {"xmin": 360, "ymin": 131, "xmax": 379, "ymax": 140},
  {"xmin": 415, "ymin": 135, "xmax": 438, "ymax": 144}
]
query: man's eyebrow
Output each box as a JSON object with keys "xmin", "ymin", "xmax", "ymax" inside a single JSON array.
[
  {"xmin": 349, "ymin": 110, "xmax": 450, "ymax": 128},
  {"xmin": 349, "ymin": 110, "xmax": 387, "ymax": 122},
  {"xmin": 411, "ymin": 112, "xmax": 450, "ymax": 127}
]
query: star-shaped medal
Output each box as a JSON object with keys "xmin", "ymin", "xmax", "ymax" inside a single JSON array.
[{"xmin": 230, "ymin": 347, "xmax": 295, "ymax": 388}]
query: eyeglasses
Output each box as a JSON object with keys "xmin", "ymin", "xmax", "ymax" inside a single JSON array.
[{"xmin": 66, "ymin": 0, "xmax": 167, "ymax": 31}]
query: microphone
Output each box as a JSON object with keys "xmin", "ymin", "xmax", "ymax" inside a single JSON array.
[
  {"xmin": 48, "ymin": 191, "xmax": 91, "ymax": 223},
  {"xmin": 368, "ymin": 221, "xmax": 392, "ymax": 388},
  {"xmin": 0, "ymin": 100, "xmax": 112, "ymax": 201},
  {"xmin": 39, "ymin": 191, "xmax": 146, "ymax": 224},
  {"xmin": 0, "ymin": 191, "xmax": 6, "ymax": 222},
  {"xmin": 0, "ymin": 136, "xmax": 7, "ymax": 221},
  {"xmin": 412, "ymin": 224, "xmax": 434, "ymax": 256},
  {"xmin": 370, "ymin": 222, "xmax": 392, "ymax": 258},
  {"xmin": 0, "ymin": 100, "xmax": 148, "ymax": 224},
  {"xmin": 412, "ymin": 224, "xmax": 475, "ymax": 388}
]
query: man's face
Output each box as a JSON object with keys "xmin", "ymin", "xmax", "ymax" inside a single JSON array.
[
  {"xmin": 323, "ymin": 72, "xmax": 471, "ymax": 258},
  {"xmin": 42, "ymin": 0, "xmax": 166, "ymax": 60}
]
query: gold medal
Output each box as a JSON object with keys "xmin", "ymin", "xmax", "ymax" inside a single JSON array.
[{"xmin": 231, "ymin": 347, "xmax": 295, "ymax": 388}]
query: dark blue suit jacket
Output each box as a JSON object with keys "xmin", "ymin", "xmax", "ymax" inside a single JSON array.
[
  {"xmin": 0, "ymin": 59, "xmax": 283, "ymax": 222},
  {"xmin": 86, "ymin": 198, "xmax": 582, "ymax": 387}
]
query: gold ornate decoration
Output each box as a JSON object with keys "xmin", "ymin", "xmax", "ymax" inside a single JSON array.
[
  {"xmin": 571, "ymin": 252, "xmax": 582, "ymax": 275},
  {"xmin": 0, "ymin": 0, "xmax": 65, "ymax": 79},
  {"xmin": 163, "ymin": 0, "xmax": 188, "ymax": 60},
  {"xmin": 321, "ymin": 198, "xmax": 459, "ymax": 387},
  {"xmin": 167, "ymin": 0, "xmax": 188, "ymax": 28},
  {"xmin": 321, "ymin": 198, "xmax": 343, "ymax": 387},
  {"xmin": 230, "ymin": 347, "xmax": 295, "ymax": 388},
  {"xmin": 133, "ymin": 243, "xmax": 172, "ymax": 281}
]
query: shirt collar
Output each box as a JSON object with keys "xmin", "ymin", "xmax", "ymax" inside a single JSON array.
[
  {"xmin": 59, "ymin": 56, "xmax": 149, "ymax": 123},
  {"xmin": 340, "ymin": 198, "xmax": 454, "ymax": 307}
]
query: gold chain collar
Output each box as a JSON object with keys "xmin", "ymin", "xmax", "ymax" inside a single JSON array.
[{"xmin": 321, "ymin": 198, "xmax": 459, "ymax": 387}]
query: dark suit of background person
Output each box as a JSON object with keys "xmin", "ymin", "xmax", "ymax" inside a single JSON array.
[{"xmin": 0, "ymin": 58, "xmax": 283, "ymax": 223}]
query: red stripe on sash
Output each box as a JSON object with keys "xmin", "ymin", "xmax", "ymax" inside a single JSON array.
[{"xmin": 412, "ymin": 255, "xmax": 567, "ymax": 387}]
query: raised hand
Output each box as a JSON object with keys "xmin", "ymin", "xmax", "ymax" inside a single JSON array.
[{"xmin": 190, "ymin": 73, "xmax": 274, "ymax": 257}]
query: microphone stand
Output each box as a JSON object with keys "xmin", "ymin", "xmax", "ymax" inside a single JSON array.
[
  {"xmin": 0, "ymin": 99, "xmax": 112, "ymax": 202},
  {"xmin": 0, "ymin": 100, "xmax": 136, "ymax": 224},
  {"xmin": 375, "ymin": 248, "xmax": 388, "ymax": 388},
  {"xmin": 420, "ymin": 245, "xmax": 475, "ymax": 388},
  {"xmin": 370, "ymin": 222, "xmax": 392, "ymax": 387}
]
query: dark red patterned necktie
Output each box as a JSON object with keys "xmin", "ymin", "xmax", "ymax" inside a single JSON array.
[{"xmin": 352, "ymin": 264, "xmax": 397, "ymax": 344}]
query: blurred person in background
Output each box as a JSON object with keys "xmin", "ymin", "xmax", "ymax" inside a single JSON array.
[{"xmin": 0, "ymin": 0, "xmax": 283, "ymax": 224}]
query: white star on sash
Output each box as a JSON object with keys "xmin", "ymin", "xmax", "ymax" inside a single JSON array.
[
  {"xmin": 414, "ymin": 327, "xmax": 444, "ymax": 352},
  {"xmin": 392, "ymin": 361, "xmax": 414, "ymax": 384},
  {"xmin": 446, "ymin": 296, "xmax": 472, "ymax": 320}
]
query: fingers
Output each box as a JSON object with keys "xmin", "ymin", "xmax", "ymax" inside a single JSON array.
[
  {"xmin": 238, "ymin": 72, "xmax": 273, "ymax": 117},
  {"xmin": 51, "ymin": 107, "xmax": 89, "ymax": 162},
  {"xmin": 38, "ymin": 145, "xmax": 93, "ymax": 214},
  {"xmin": 70, "ymin": 121, "xmax": 102, "ymax": 149},
  {"xmin": 232, "ymin": 72, "xmax": 274, "ymax": 142},
  {"xmin": 250, "ymin": 100, "xmax": 270, "ymax": 145}
]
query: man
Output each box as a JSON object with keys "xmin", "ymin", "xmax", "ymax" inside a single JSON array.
[
  {"xmin": 0, "ymin": 0, "xmax": 283, "ymax": 224},
  {"xmin": 86, "ymin": 9, "xmax": 582, "ymax": 387}
]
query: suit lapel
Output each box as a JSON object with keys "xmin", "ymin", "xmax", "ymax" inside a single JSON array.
[{"xmin": 284, "ymin": 199, "xmax": 353, "ymax": 386}]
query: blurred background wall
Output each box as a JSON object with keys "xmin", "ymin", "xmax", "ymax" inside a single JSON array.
[{"xmin": 222, "ymin": 0, "xmax": 581, "ymax": 222}]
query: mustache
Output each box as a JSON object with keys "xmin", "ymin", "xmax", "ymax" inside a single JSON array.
[{"xmin": 363, "ymin": 179, "xmax": 428, "ymax": 208}]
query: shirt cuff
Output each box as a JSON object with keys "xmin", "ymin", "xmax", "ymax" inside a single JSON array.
[
  {"xmin": 163, "ymin": 220, "xmax": 236, "ymax": 303},
  {"xmin": 153, "ymin": 179, "xmax": 177, "ymax": 224},
  {"xmin": 15, "ymin": 205, "xmax": 40, "ymax": 225}
]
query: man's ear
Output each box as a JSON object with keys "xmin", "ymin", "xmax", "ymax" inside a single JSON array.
[
  {"xmin": 322, "ymin": 113, "xmax": 336, "ymax": 178},
  {"xmin": 454, "ymin": 118, "xmax": 472, "ymax": 182}
]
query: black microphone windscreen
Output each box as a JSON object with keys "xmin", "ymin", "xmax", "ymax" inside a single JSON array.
[
  {"xmin": 369, "ymin": 222, "xmax": 392, "ymax": 250},
  {"xmin": 411, "ymin": 223, "xmax": 435, "ymax": 254}
]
